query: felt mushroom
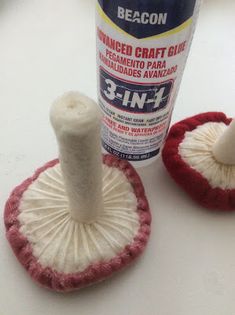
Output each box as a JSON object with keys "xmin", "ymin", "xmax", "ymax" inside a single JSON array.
[
  {"xmin": 162, "ymin": 112, "xmax": 235, "ymax": 211},
  {"xmin": 4, "ymin": 92, "xmax": 151, "ymax": 292}
]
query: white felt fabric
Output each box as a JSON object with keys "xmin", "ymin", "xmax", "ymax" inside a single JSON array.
[
  {"xmin": 50, "ymin": 91, "xmax": 103, "ymax": 222},
  {"xmin": 179, "ymin": 122, "xmax": 235, "ymax": 189},
  {"xmin": 212, "ymin": 119, "xmax": 235, "ymax": 165},
  {"xmin": 18, "ymin": 164, "xmax": 139, "ymax": 274}
]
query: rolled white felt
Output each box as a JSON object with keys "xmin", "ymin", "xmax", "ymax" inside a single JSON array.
[
  {"xmin": 50, "ymin": 91, "xmax": 103, "ymax": 222},
  {"xmin": 212, "ymin": 119, "xmax": 235, "ymax": 165}
]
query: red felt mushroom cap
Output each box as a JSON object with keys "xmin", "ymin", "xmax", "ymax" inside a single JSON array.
[
  {"xmin": 162, "ymin": 112, "xmax": 235, "ymax": 211},
  {"xmin": 4, "ymin": 156, "xmax": 151, "ymax": 292}
]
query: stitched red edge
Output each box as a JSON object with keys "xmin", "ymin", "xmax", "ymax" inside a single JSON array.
[
  {"xmin": 162, "ymin": 112, "xmax": 235, "ymax": 211},
  {"xmin": 4, "ymin": 154, "xmax": 151, "ymax": 292}
]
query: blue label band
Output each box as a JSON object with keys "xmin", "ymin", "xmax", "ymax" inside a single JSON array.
[{"xmin": 98, "ymin": 0, "xmax": 196, "ymax": 39}]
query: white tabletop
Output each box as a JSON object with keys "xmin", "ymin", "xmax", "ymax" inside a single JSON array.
[{"xmin": 1, "ymin": 0, "xmax": 235, "ymax": 314}]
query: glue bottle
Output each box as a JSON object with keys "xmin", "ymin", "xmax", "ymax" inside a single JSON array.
[{"xmin": 96, "ymin": 0, "xmax": 201, "ymax": 166}]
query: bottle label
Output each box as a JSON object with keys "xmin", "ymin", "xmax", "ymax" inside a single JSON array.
[{"xmin": 97, "ymin": 0, "xmax": 199, "ymax": 162}]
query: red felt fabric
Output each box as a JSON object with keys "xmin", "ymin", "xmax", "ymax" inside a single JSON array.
[
  {"xmin": 4, "ymin": 155, "xmax": 151, "ymax": 292},
  {"xmin": 162, "ymin": 112, "xmax": 235, "ymax": 211}
]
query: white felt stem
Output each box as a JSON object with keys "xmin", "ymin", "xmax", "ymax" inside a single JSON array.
[
  {"xmin": 212, "ymin": 119, "xmax": 235, "ymax": 165},
  {"xmin": 50, "ymin": 91, "xmax": 103, "ymax": 222}
]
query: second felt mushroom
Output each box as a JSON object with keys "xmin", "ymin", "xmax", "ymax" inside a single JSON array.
[{"xmin": 162, "ymin": 112, "xmax": 235, "ymax": 211}]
